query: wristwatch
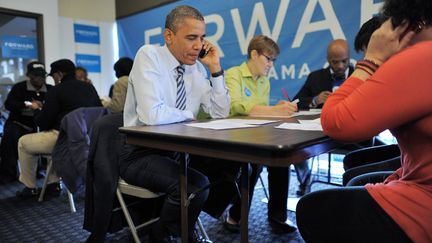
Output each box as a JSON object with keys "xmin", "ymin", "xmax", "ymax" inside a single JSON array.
[{"xmin": 211, "ymin": 69, "xmax": 224, "ymax": 78}]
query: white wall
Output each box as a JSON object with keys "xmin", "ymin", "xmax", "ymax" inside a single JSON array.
[
  {"xmin": 59, "ymin": 17, "xmax": 117, "ymax": 97},
  {"xmin": 0, "ymin": 0, "xmax": 117, "ymax": 95},
  {"xmin": 0, "ymin": 0, "xmax": 60, "ymax": 67},
  {"xmin": 59, "ymin": 0, "xmax": 115, "ymax": 22},
  {"xmin": 58, "ymin": 0, "xmax": 117, "ymax": 96}
]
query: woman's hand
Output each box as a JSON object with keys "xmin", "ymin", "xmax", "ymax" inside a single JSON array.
[{"xmin": 365, "ymin": 19, "xmax": 416, "ymax": 65}]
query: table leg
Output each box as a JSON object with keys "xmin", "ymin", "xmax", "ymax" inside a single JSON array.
[
  {"xmin": 180, "ymin": 156, "xmax": 188, "ymax": 243},
  {"xmin": 240, "ymin": 163, "xmax": 250, "ymax": 243}
]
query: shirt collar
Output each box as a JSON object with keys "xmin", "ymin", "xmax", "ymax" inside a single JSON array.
[
  {"xmin": 162, "ymin": 45, "xmax": 182, "ymax": 72},
  {"xmin": 26, "ymin": 80, "xmax": 47, "ymax": 92},
  {"xmin": 239, "ymin": 61, "xmax": 253, "ymax": 78},
  {"xmin": 329, "ymin": 67, "xmax": 349, "ymax": 79}
]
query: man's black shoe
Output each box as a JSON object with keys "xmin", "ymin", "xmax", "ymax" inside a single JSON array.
[
  {"xmin": 16, "ymin": 187, "xmax": 39, "ymax": 199},
  {"xmin": 149, "ymin": 233, "xmax": 178, "ymax": 243},
  {"xmin": 45, "ymin": 182, "xmax": 61, "ymax": 197},
  {"xmin": 268, "ymin": 217, "xmax": 297, "ymax": 234},
  {"xmin": 220, "ymin": 212, "xmax": 240, "ymax": 233},
  {"xmin": 190, "ymin": 229, "xmax": 212, "ymax": 243},
  {"xmin": 149, "ymin": 228, "xmax": 179, "ymax": 243}
]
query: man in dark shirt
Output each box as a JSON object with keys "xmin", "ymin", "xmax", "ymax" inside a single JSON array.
[
  {"xmin": 294, "ymin": 39, "xmax": 354, "ymax": 110},
  {"xmin": 0, "ymin": 61, "xmax": 52, "ymax": 183},
  {"xmin": 16, "ymin": 59, "xmax": 101, "ymax": 198}
]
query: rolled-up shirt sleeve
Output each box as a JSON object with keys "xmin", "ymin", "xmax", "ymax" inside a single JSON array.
[{"xmin": 200, "ymin": 74, "xmax": 230, "ymax": 118}]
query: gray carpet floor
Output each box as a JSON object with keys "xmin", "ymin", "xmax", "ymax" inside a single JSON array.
[{"xmin": 0, "ymin": 164, "xmax": 341, "ymax": 243}]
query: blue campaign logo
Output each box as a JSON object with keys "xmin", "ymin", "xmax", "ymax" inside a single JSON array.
[
  {"xmin": 74, "ymin": 24, "xmax": 100, "ymax": 44},
  {"xmin": 244, "ymin": 87, "xmax": 251, "ymax": 97},
  {"xmin": 0, "ymin": 35, "xmax": 37, "ymax": 59},
  {"xmin": 75, "ymin": 54, "xmax": 101, "ymax": 73}
]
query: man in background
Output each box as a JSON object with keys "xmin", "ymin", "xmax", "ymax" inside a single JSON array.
[
  {"xmin": 75, "ymin": 66, "xmax": 92, "ymax": 84},
  {"xmin": 0, "ymin": 61, "xmax": 52, "ymax": 183},
  {"xmin": 294, "ymin": 39, "xmax": 353, "ymax": 110},
  {"xmin": 16, "ymin": 59, "xmax": 101, "ymax": 198},
  {"xmin": 291, "ymin": 39, "xmax": 354, "ymax": 196},
  {"xmin": 102, "ymin": 57, "xmax": 133, "ymax": 113}
]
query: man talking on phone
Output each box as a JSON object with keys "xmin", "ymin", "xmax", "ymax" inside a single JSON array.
[{"xmin": 120, "ymin": 5, "xmax": 236, "ymax": 242}]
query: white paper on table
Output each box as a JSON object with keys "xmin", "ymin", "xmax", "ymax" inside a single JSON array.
[
  {"xmin": 298, "ymin": 118, "xmax": 321, "ymax": 124},
  {"xmin": 222, "ymin": 118, "xmax": 279, "ymax": 125},
  {"xmin": 185, "ymin": 120, "xmax": 258, "ymax": 130},
  {"xmin": 275, "ymin": 122, "xmax": 323, "ymax": 131},
  {"xmin": 290, "ymin": 110, "xmax": 322, "ymax": 117},
  {"xmin": 248, "ymin": 114, "xmax": 292, "ymax": 118}
]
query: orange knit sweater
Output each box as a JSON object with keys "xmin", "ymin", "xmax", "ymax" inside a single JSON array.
[{"xmin": 321, "ymin": 41, "xmax": 432, "ymax": 243}]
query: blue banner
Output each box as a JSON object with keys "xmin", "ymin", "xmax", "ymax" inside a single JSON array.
[
  {"xmin": 75, "ymin": 54, "xmax": 101, "ymax": 73},
  {"xmin": 117, "ymin": 0, "xmax": 384, "ymax": 104},
  {"xmin": 0, "ymin": 35, "xmax": 37, "ymax": 59},
  {"xmin": 74, "ymin": 24, "xmax": 100, "ymax": 44}
]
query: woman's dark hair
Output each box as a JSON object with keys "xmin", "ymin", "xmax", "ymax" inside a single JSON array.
[
  {"xmin": 354, "ymin": 15, "xmax": 386, "ymax": 53},
  {"xmin": 114, "ymin": 57, "xmax": 133, "ymax": 78},
  {"xmin": 382, "ymin": 0, "xmax": 432, "ymax": 28}
]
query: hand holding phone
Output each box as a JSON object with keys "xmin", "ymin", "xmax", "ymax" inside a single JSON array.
[
  {"xmin": 199, "ymin": 47, "xmax": 210, "ymax": 58},
  {"xmin": 197, "ymin": 41, "xmax": 222, "ymax": 75}
]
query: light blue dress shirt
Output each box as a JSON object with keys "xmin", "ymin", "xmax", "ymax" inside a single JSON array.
[{"xmin": 124, "ymin": 45, "xmax": 230, "ymax": 126}]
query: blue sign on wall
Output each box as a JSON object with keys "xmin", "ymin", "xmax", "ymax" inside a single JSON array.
[
  {"xmin": 74, "ymin": 24, "xmax": 100, "ymax": 44},
  {"xmin": 76, "ymin": 54, "xmax": 101, "ymax": 73},
  {"xmin": 117, "ymin": 0, "xmax": 384, "ymax": 104},
  {"xmin": 0, "ymin": 35, "xmax": 37, "ymax": 59}
]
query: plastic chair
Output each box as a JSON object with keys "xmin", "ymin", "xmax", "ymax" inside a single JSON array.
[
  {"xmin": 116, "ymin": 178, "xmax": 210, "ymax": 243},
  {"xmin": 310, "ymin": 140, "xmax": 376, "ymax": 186}
]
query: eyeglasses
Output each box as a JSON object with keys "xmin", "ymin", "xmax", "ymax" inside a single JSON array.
[{"xmin": 261, "ymin": 54, "xmax": 276, "ymax": 63}]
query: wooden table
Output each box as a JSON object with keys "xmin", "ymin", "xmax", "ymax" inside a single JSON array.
[{"xmin": 120, "ymin": 117, "xmax": 340, "ymax": 242}]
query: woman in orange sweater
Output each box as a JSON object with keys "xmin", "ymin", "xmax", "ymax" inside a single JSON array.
[{"xmin": 296, "ymin": 0, "xmax": 432, "ymax": 242}]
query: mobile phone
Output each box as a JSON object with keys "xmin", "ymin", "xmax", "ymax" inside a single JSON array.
[{"xmin": 199, "ymin": 48, "xmax": 208, "ymax": 58}]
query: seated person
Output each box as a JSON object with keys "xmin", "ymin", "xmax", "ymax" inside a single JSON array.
[
  {"xmin": 293, "ymin": 39, "xmax": 353, "ymax": 110},
  {"xmin": 16, "ymin": 59, "xmax": 101, "ymax": 198},
  {"xmin": 101, "ymin": 57, "xmax": 133, "ymax": 113},
  {"xmin": 119, "ymin": 5, "xmax": 234, "ymax": 242},
  {"xmin": 340, "ymin": 15, "xmax": 401, "ymax": 186},
  {"xmin": 0, "ymin": 62, "xmax": 52, "ymax": 183},
  {"xmin": 296, "ymin": 0, "xmax": 432, "ymax": 241},
  {"xmin": 75, "ymin": 66, "xmax": 92, "ymax": 84},
  {"xmin": 222, "ymin": 35, "xmax": 303, "ymax": 234},
  {"xmin": 354, "ymin": 15, "xmax": 387, "ymax": 53}
]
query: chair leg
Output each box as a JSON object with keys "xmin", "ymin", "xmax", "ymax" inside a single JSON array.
[
  {"xmin": 66, "ymin": 187, "xmax": 76, "ymax": 213},
  {"xmin": 116, "ymin": 188, "xmax": 141, "ymax": 243},
  {"xmin": 38, "ymin": 158, "xmax": 52, "ymax": 202},
  {"xmin": 328, "ymin": 153, "xmax": 332, "ymax": 183},
  {"xmin": 197, "ymin": 217, "xmax": 210, "ymax": 241},
  {"xmin": 258, "ymin": 174, "xmax": 269, "ymax": 200}
]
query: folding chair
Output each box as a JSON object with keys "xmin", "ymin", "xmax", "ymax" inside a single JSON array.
[
  {"xmin": 116, "ymin": 178, "xmax": 210, "ymax": 243},
  {"xmin": 38, "ymin": 155, "xmax": 76, "ymax": 213}
]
